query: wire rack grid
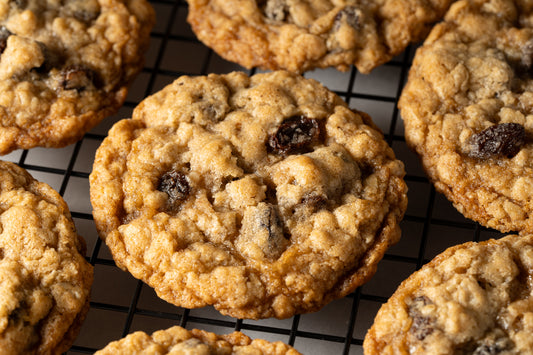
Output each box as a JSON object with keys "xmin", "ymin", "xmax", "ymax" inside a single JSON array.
[{"xmin": 1, "ymin": 0, "xmax": 507, "ymax": 354}]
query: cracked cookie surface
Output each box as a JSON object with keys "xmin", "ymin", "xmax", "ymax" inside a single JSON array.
[
  {"xmin": 0, "ymin": 160, "xmax": 93, "ymax": 354},
  {"xmin": 399, "ymin": 0, "xmax": 533, "ymax": 233},
  {"xmin": 0, "ymin": 0, "xmax": 154, "ymax": 155},
  {"xmin": 186, "ymin": 0, "xmax": 452, "ymax": 73},
  {"xmin": 363, "ymin": 234, "xmax": 533, "ymax": 355},
  {"xmin": 89, "ymin": 70, "xmax": 407, "ymax": 319},
  {"xmin": 95, "ymin": 325, "xmax": 302, "ymax": 354}
]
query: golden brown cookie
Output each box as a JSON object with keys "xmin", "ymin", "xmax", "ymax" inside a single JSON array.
[
  {"xmin": 0, "ymin": 0, "xmax": 154, "ymax": 155},
  {"xmin": 399, "ymin": 0, "xmax": 533, "ymax": 233},
  {"xmin": 0, "ymin": 160, "xmax": 93, "ymax": 354},
  {"xmin": 95, "ymin": 326, "xmax": 302, "ymax": 354},
  {"xmin": 90, "ymin": 70, "xmax": 407, "ymax": 319},
  {"xmin": 186, "ymin": 0, "xmax": 452, "ymax": 73},
  {"xmin": 363, "ymin": 234, "xmax": 533, "ymax": 354}
]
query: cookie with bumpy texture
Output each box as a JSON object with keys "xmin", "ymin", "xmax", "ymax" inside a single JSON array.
[
  {"xmin": 0, "ymin": 160, "xmax": 93, "ymax": 354},
  {"xmin": 186, "ymin": 0, "xmax": 452, "ymax": 74},
  {"xmin": 363, "ymin": 234, "xmax": 533, "ymax": 354},
  {"xmin": 0, "ymin": 0, "xmax": 154, "ymax": 155},
  {"xmin": 95, "ymin": 325, "xmax": 302, "ymax": 354},
  {"xmin": 399, "ymin": 0, "xmax": 533, "ymax": 233},
  {"xmin": 90, "ymin": 70, "xmax": 407, "ymax": 319}
]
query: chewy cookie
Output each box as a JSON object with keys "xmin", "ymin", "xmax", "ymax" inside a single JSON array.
[
  {"xmin": 90, "ymin": 71, "xmax": 407, "ymax": 319},
  {"xmin": 399, "ymin": 0, "xmax": 533, "ymax": 233},
  {"xmin": 95, "ymin": 325, "xmax": 302, "ymax": 354},
  {"xmin": 0, "ymin": 0, "xmax": 155, "ymax": 155},
  {"xmin": 363, "ymin": 234, "xmax": 533, "ymax": 354},
  {"xmin": 0, "ymin": 160, "xmax": 93, "ymax": 354},
  {"xmin": 186, "ymin": 0, "xmax": 452, "ymax": 73}
]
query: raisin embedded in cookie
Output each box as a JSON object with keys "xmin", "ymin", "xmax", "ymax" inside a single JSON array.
[
  {"xmin": 0, "ymin": 160, "xmax": 93, "ymax": 354},
  {"xmin": 89, "ymin": 71, "xmax": 408, "ymax": 319},
  {"xmin": 0, "ymin": 0, "xmax": 155, "ymax": 155},
  {"xmin": 399, "ymin": 0, "xmax": 533, "ymax": 233},
  {"xmin": 95, "ymin": 326, "xmax": 302, "ymax": 354},
  {"xmin": 363, "ymin": 234, "xmax": 533, "ymax": 354},
  {"xmin": 185, "ymin": 0, "xmax": 452, "ymax": 73}
]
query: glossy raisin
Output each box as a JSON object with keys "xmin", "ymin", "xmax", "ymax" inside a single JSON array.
[
  {"xmin": 334, "ymin": 6, "xmax": 361, "ymax": 31},
  {"xmin": 73, "ymin": 10, "xmax": 99, "ymax": 23},
  {"xmin": 60, "ymin": 66, "xmax": 94, "ymax": 91},
  {"xmin": 473, "ymin": 337, "xmax": 513, "ymax": 355},
  {"xmin": 256, "ymin": 202, "xmax": 288, "ymax": 259},
  {"xmin": 408, "ymin": 296, "xmax": 434, "ymax": 341},
  {"xmin": 469, "ymin": 123, "xmax": 525, "ymax": 159},
  {"xmin": 0, "ymin": 27, "xmax": 12, "ymax": 55},
  {"xmin": 158, "ymin": 170, "xmax": 191, "ymax": 207},
  {"xmin": 301, "ymin": 194, "xmax": 327, "ymax": 211},
  {"xmin": 268, "ymin": 116, "xmax": 320, "ymax": 155},
  {"xmin": 259, "ymin": 203, "xmax": 286, "ymax": 240}
]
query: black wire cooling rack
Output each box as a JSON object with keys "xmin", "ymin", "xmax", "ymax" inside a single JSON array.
[{"xmin": 1, "ymin": 0, "xmax": 507, "ymax": 353}]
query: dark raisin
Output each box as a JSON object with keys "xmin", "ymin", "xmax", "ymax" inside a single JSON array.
[
  {"xmin": 73, "ymin": 10, "xmax": 99, "ymax": 23},
  {"xmin": 412, "ymin": 295, "xmax": 431, "ymax": 306},
  {"xmin": 259, "ymin": 203, "xmax": 286, "ymax": 242},
  {"xmin": 62, "ymin": 0, "xmax": 101, "ymax": 23},
  {"xmin": 301, "ymin": 194, "xmax": 327, "ymax": 211},
  {"xmin": 158, "ymin": 170, "xmax": 191, "ymax": 207},
  {"xmin": 60, "ymin": 66, "xmax": 94, "ymax": 91},
  {"xmin": 408, "ymin": 296, "xmax": 434, "ymax": 341},
  {"xmin": 473, "ymin": 344, "xmax": 503, "ymax": 355},
  {"xmin": 334, "ymin": 6, "xmax": 361, "ymax": 31},
  {"xmin": 256, "ymin": 202, "xmax": 288, "ymax": 259},
  {"xmin": 410, "ymin": 314, "xmax": 434, "ymax": 340},
  {"xmin": 473, "ymin": 337, "xmax": 513, "ymax": 355},
  {"xmin": 0, "ymin": 26, "xmax": 12, "ymax": 55},
  {"xmin": 263, "ymin": 0, "xmax": 287, "ymax": 21},
  {"xmin": 267, "ymin": 116, "xmax": 320, "ymax": 155},
  {"xmin": 469, "ymin": 123, "xmax": 525, "ymax": 159}
]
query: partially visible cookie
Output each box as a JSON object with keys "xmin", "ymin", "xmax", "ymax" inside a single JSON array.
[
  {"xmin": 399, "ymin": 0, "xmax": 533, "ymax": 233},
  {"xmin": 363, "ymin": 234, "xmax": 533, "ymax": 354},
  {"xmin": 90, "ymin": 70, "xmax": 407, "ymax": 319},
  {"xmin": 0, "ymin": 160, "xmax": 93, "ymax": 354},
  {"xmin": 0, "ymin": 0, "xmax": 155, "ymax": 155},
  {"xmin": 186, "ymin": 0, "xmax": 452, "ymax": 73},
  {"xmin": 95, "ymin": 326, "xmax": 302, "ymax": 354}
]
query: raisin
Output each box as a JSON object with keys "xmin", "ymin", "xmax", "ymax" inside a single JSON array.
[
  {"xmin": 267, "ymin": 116, "xmax": 320, "ymax": 155},
  {"xmin": 256, "ymin": 202, "xmax": 288, "ymax": 259},
  {"xmin": 408, "ymin": 296, "xmax": 434, "ymax": 341},
  {"xmin": 301, "ymin": 194, "xmax": 327, "ymax": 211},
  {"xmin": 410, "ymin": 314, "xmax": 434, "ymax": 340},
  {"xmin": 73, "ymin": 10, "xmax": 99, "ymax": 23},
  {"xmin": 263, "ymin": 0, "xmax": 287, "ymax": 21},
  {"xmin": 0, "ymin": 26, "xmax": 12, "ymax": 55},
  {"xmin": 473, "ymin": 337, "xmax": 513, "ymax": 355},
  {"xmin": 158, "ymin": 170, "xmax": 191, "ymax": 207},
  {"xmin": 259, "ymin": 203, "xmax": 286, "ymax": 241},
  {"xmin": 334, "ymin": 6, "xmax": 361, "ymax": 31},
  {"xmin": 469, "ymin": 123, "xmax": 525, "ymax": 159},
  {"xmin": 473, "ymin": 344, "xmax": 503, "ymax": 355},
  {"xmin": 60, "ymin": 66, "xmax": 94, "ymax": 91}
]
